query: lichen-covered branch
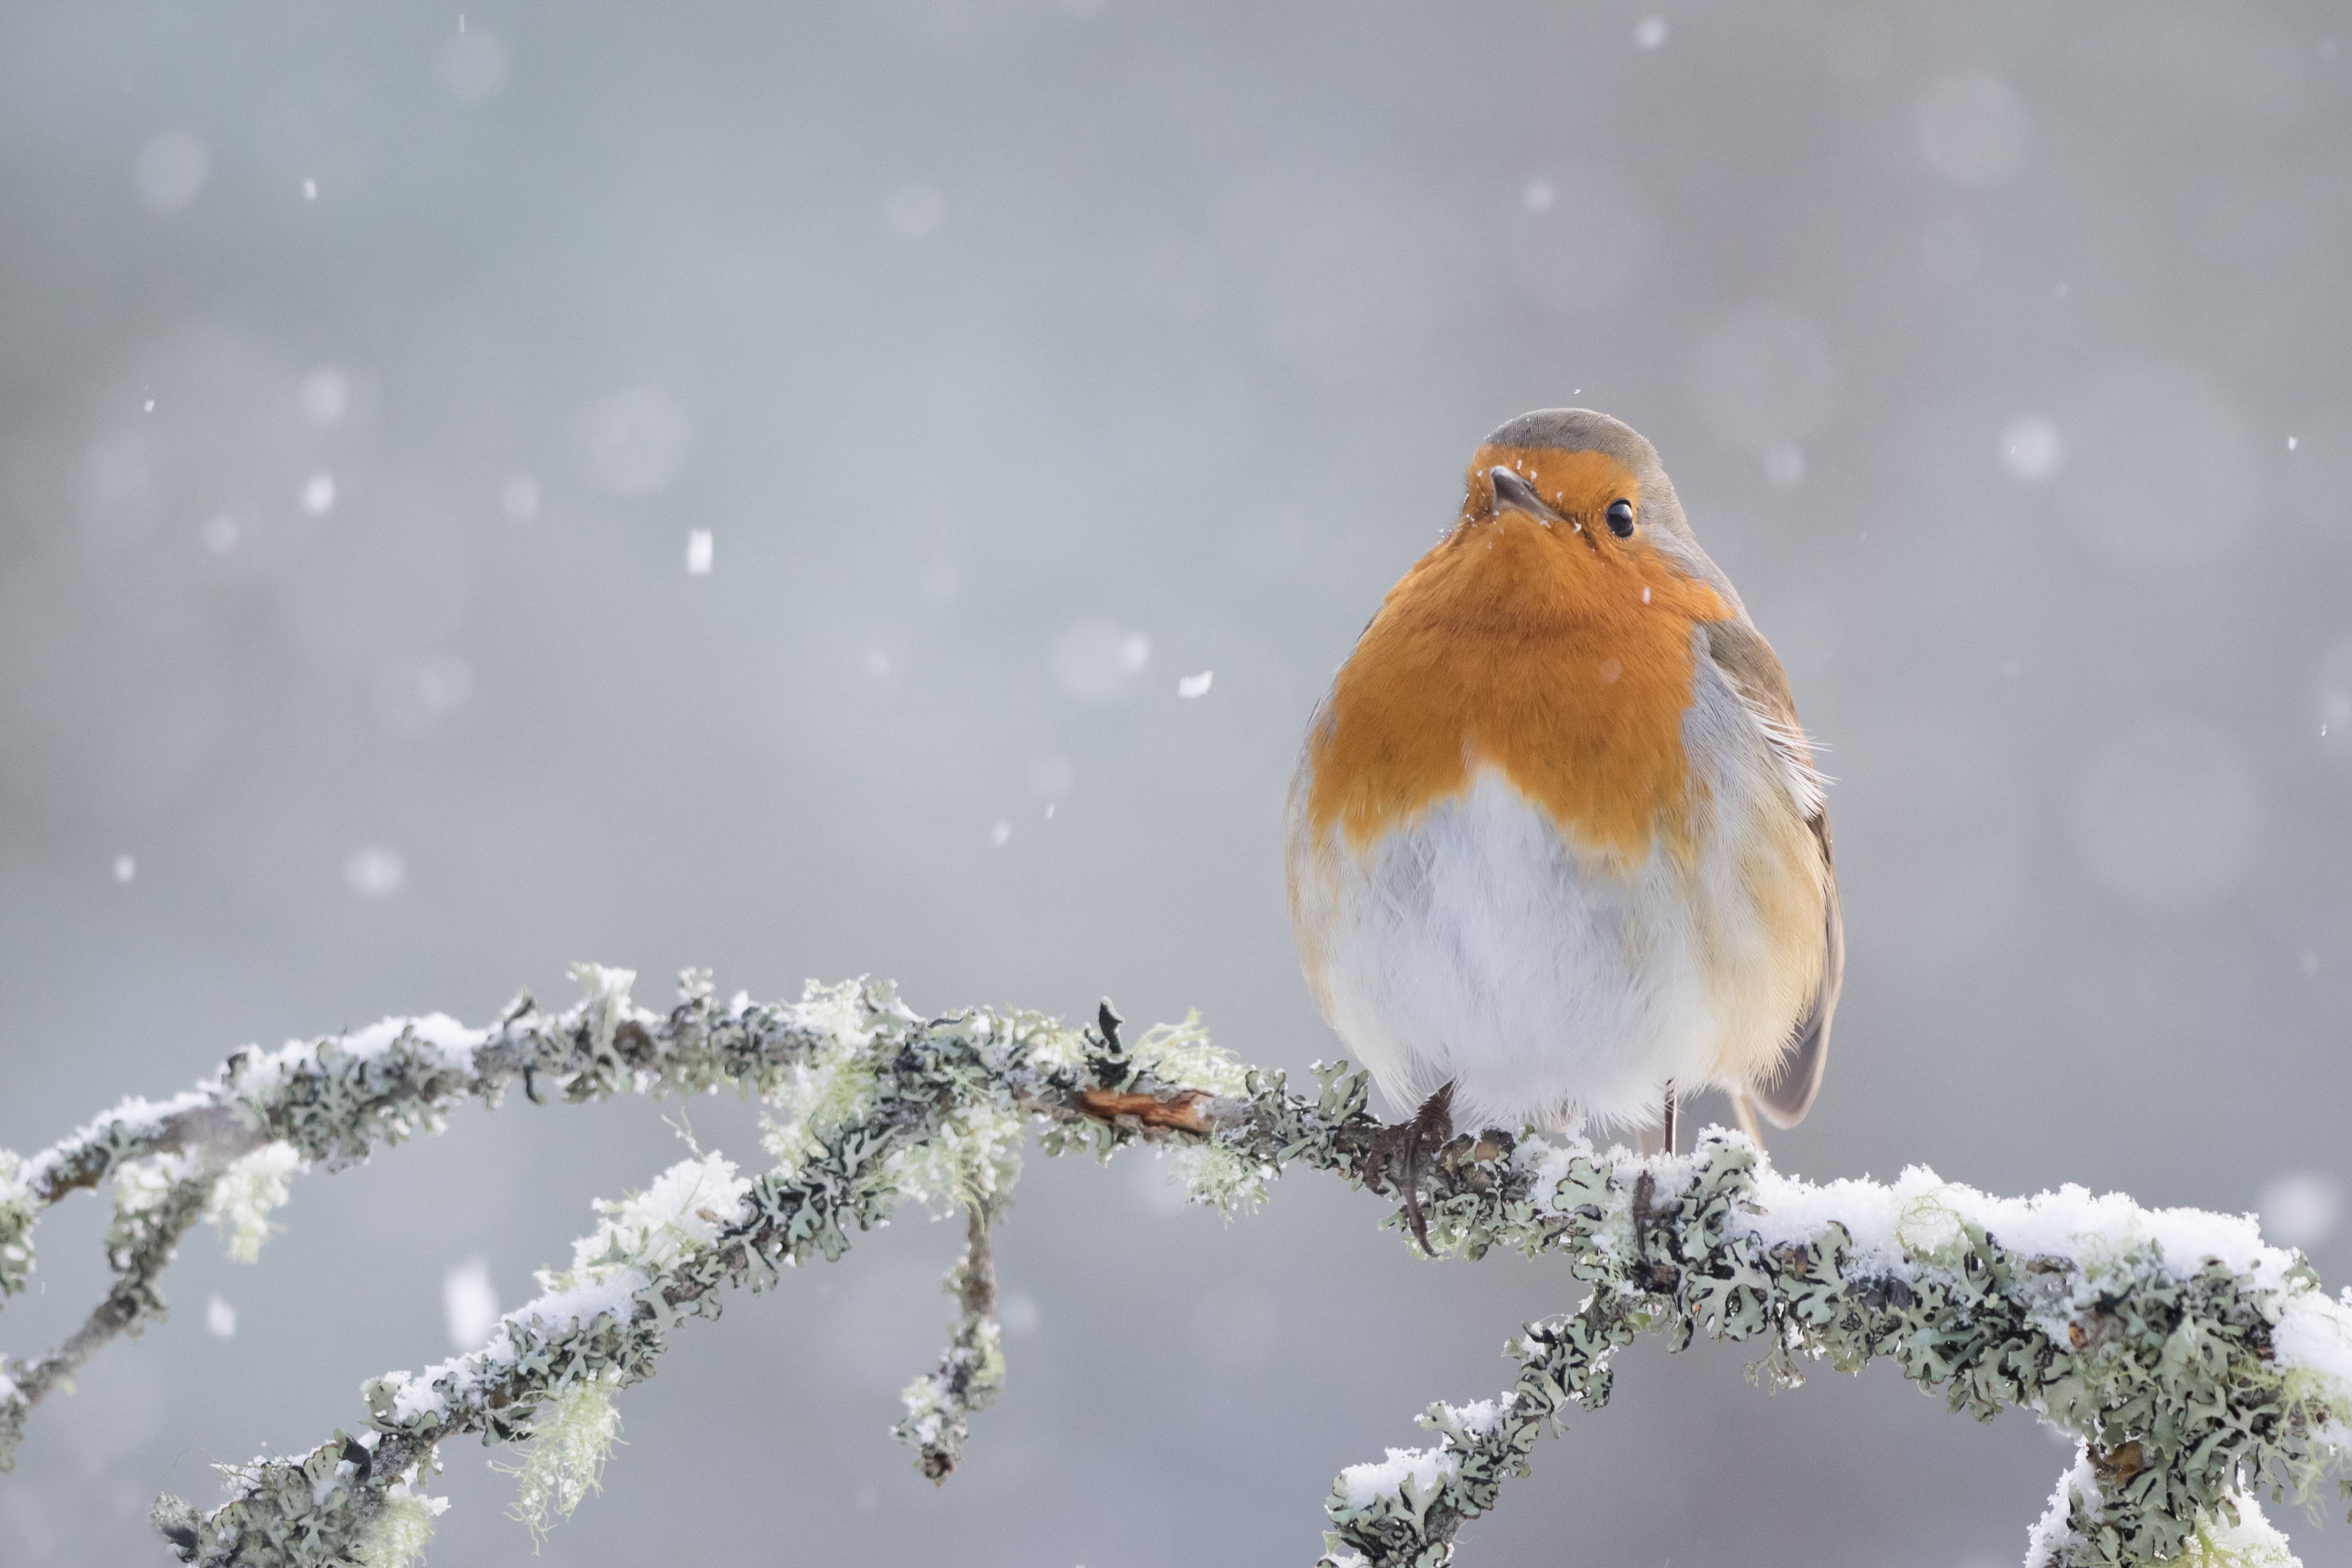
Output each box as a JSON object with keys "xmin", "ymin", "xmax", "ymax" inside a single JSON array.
[
  {"xmin": 0, "ymin": 963, "xmax": 831, "ymax": 1468},
  {"xmin": 1308, "ymin": 1135, "xmax": 2347, "ymax": 1568},
  {"xmin": 892, "ymin": 1198, "xmax": 1002, "ymax": 1482},
  {"xmin": 129, "ymin": 980, "xmax": 1269, "ymax": 1567},
  {"xmin": 5, "ymin": 969, "xmax": 2350, "ymax": 1568}
]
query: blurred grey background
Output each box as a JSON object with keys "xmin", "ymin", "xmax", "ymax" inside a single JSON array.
[{"xmin": 4, "ymin": 2, "xmax": 2350, "ymax": 1564}]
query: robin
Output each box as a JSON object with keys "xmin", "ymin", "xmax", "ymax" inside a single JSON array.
[{"xmin": 1284, "ymin": 409, "xmax": 1842, "ymax": 1247}]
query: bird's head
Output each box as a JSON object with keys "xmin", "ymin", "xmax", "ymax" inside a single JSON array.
[{"xmin": 1450, "ymin": 407, "xmax": 1739, "ymax": 618}]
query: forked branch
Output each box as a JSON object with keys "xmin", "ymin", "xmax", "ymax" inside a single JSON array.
[{"xmin": 2, "ymin": 967, "xmax": 2345, "ymax": 1568}]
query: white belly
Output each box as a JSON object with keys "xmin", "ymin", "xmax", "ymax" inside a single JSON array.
[
  {"xmin": 1286, "ymin": 676, "xmax": 1821, "ymax": 1134},
  {"xmin": 1293, "ymin": 770, "xmax": 1713, "ymax": 1131}
]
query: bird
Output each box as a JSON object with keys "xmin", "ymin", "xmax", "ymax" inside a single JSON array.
[{"xmin": 1283, "ymin": 409, "xmax": 1842, "ymax": 1244}]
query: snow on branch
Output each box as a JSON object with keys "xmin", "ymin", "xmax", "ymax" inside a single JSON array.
[{"xmin": 3, "ymin": 969, "xmax": 2350, "ymax": 1568}]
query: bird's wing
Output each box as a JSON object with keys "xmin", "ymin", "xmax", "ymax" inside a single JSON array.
[{"xmin": 1702, "ymin": 618, "xmax": 1843, "ymax": 1128}]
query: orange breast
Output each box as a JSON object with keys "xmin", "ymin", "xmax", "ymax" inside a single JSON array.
[{"xmin": 1303, "ymin": 447, "xmax": 1728, "ymax": 872}]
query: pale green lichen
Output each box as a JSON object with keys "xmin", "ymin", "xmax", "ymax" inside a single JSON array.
[
  {"xmin": 549, "ymin": 1153, "xmax": 751, "ymax": 1289},
  {"xmin": 101, "ymin": 1157, "xmax": 213, "ymax": 1317},
  {"xmin": 112, "ymin": 1151, "xmax": 195, "ymax": 1221},
  {"xmin": 887, "ymin": 1104, "xmax": 1024, "ymax": 1215},
  {"xmin": 564, "ymin": 963, "xmax": 638, "ymax": 1061},
  {"xmin": 2180, "ymin": 1493, "xmax": 2301, "ymax": 1568},
  {"xmin": 997, "ymin": 1008, "xmax": 1090, "ymax": 1072},
  {"xmin": 208, "ymin": 1144, "xmax": 303, "ymax": 1264},
  {"xmin": 351, "ymin": 1483, "xmax": 447, "ymax": 1568},
  {"xmin": 1130, "ymin": 1011, "xmax": 1248, "ymax": 1098},
  {"xmin": 1891, "ymin": 1182, "xmax": 1966, "ymax": 1258},
  {"xmin": 759, "ymin": 980, "xmax": 890, "ymax": 1176},
  {"xmin": 1170, "ymin": 1141, "xmax": 1274, "ymax": 1212},
  {"xmin": 493, "ymin": 1377, "xmax": 621, "ymax": 1547},
  {"xmin": 0, "ymin": 1149, "xmax": 33, "ymax": 1297}
]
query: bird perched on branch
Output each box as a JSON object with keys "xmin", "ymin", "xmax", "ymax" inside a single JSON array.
[{"xmin": 1284, "ymin": 409, "xmax": 1841, "ymax": 1244}]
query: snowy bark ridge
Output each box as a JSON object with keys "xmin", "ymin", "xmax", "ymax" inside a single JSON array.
[{"xmin": 0, "ymin": 969, "xmax": 2346, "ymax": 1568}]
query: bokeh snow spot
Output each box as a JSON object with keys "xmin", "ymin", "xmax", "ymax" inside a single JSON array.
[
  {"xmin": 373, "ymin": 654, "xmax": 474, "ymax": 735},
  {"xmin": 576, "ymin": 387, "xmax": 691, "ymax": 497},
  {"xmin": 301, "ymin": 473, "xmax": 336, "ymax": 517},
  {"xmin": 300, "ymin": 368, "xmax": 350, "ymax": 425},
  {"xmin": 2315, "ymin": 634, "xmax": 2352, "ymax": 769},
  {"xmin": 1509, "ymin": 165, "xmax": 1653, "ymax": 318},
  {"xmin": 135, "ymin": 129, "xmax": 210, "ymax": 214},
  {"xmin": 2259, "ymin": 1173, "xmax": 2343, "ymax": 1249},
  {"xmin": 501, "ymin": 472, "xmax": 541, "ymax": 520},
  {"xmin": 345, "ymin": 846, "xmax": 408, "ymax": 898},
  {"xmin": 1128, "ymin": 1147, "xmax": 1190, "ymax": 1216},
  {"xmin": 885, "ymin": 183, "xmax": 946, "ymax": 238},
  {"xmin": 444, "ymin": 1259, "xmax": 499, "ymax": 1350},
  {"xmin": 1050, "ymin": 620, "xmax": 1150, "ymax": 701},
  {"xmin": 434, "ymin": 29, "xmax": 509, "ymax": 102},
  {"xmin": 1915, "ymin": 72, "xmax": 2031, "ymax": 187},
  {"xmin": 2002, "ymin": 416, "xmax": 2063, "ymax": 483}
]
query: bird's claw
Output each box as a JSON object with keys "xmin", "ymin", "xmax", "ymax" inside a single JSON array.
[{"xmin": 1388, "ymin": 1082, "xmax": 1456, "ymax": 1256}]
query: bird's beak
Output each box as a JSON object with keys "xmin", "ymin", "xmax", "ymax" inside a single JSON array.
[{"xmin": 1488, "ymin": 466, "xmax": 1554, "ymax": 521}]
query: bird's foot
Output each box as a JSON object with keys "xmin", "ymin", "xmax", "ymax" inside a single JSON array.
[
  {"xmin": 1730, "ymin": 1089, "xmax": 1764, "ymax": 1149},
  {"xmin": 1381, "ymin": 1082, "xmax": 1456, "ymax": 1256}
]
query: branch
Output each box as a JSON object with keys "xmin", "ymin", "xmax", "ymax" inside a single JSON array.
[
  {"xmin": 892, "ymin": 1196, "xmax": 1002, "ymax": 1481},
  {"xmin": 131, "ymin": 979, "xmax": 1279, "ymax": 1566},
  {"xmin": 1313, "ymin": 1140, "xmax": 2345, "ymax": 1568},
  {"xmin": 4, "ymin": 968, "xmax": 2347, "ymax": 1568},
  {"xmin": 0, "ymin": 963, "xmax": 776, "ymax": 1464}
]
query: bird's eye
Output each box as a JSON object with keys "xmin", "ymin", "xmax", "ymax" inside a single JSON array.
[{"xmin": 1606, "ymin": 499, "xmax": 1635, "ymax": 538}]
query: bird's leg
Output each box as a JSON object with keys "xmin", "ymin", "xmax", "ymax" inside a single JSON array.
[
  {"xmin": 1731, "ymin": 1090, "xmax": 1764, "ymax": 1148},
  {"xmin": 1395, "ymin": 1082, "xmax": 1456, "ymax": 1256},
  {"xmin": 1660, "ymin": 1081, "xmax": 1678, "ymax": 1157}
]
